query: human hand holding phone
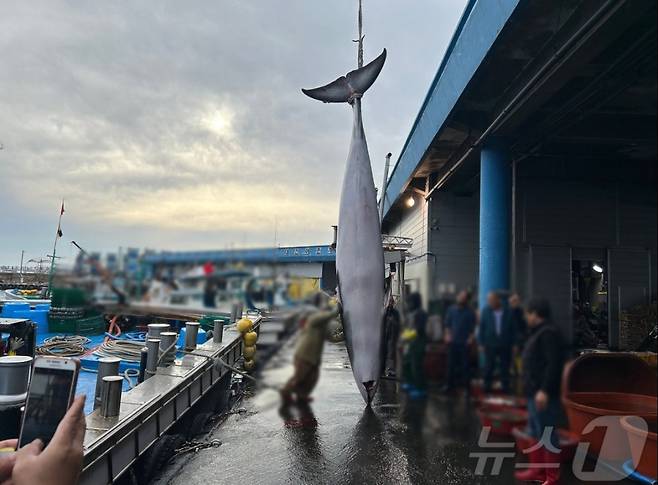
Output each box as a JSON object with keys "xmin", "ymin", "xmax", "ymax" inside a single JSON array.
[
  {"xmin": 10, "ymin": 395, "xmax": 86, "ymax": 485},
  {"xmin": 19, "ymin": 357, "xmax": 80, "ymax": 449}
]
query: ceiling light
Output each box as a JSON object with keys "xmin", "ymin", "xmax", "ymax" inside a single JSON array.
[{"xmin": 406, "ymin": 196, "xmax": 415, "ymax": 208}]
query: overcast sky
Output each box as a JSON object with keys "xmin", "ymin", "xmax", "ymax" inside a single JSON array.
[{"xmin": 0, "ymin": 0, "xmax": 467, "ymax": 266}]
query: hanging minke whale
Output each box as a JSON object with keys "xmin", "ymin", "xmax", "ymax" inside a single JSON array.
[{"xmin": 302, "ymin": 48, "xmax": 387, "ymax": 405}]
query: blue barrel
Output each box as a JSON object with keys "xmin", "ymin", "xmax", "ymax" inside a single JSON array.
[
  {"xmin": 1, "ymin": 302, "xmax": 30, "ymax": 316},
  {"xmin": 177, "ymin": 328, "xmax": 207, "ymax": 348}
]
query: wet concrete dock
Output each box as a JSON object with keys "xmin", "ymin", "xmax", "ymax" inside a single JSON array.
[{"xmin": 158, "ymin": 336, "xmax": 634, "ymax": 485}]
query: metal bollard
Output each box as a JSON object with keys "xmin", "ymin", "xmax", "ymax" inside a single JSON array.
[
  {"xmin": 184, "ymin": 322, "xmax": 200, "ymax": 350},
  {"xmin": 230, "ymin": 303, "xmax": 239, "ymax": 323},
  {"xmin": 147, "ymin": 323, "xmax": 169, "ymax": 339},
  {"xmin": 100, "ymin": 375, "xmax": 123, "ymax": 418},
  {"xmin": 138, "ymin": 347, "xmax": 148, "ymax": 383},
  {"xmin": 145, "ymin": 338, "xmax": 160, "ymax": 379},
  {"xmin": 237, "ymin": 302, "xmax": 244, "ymax": 321},
  {"xmin": 213, "ymin": 319, "xmax": 224, "ymax": 343},
  {"xmin": 94, "ymin": 357, "xmax": 120, "ymax": 409},
  {"xmin": 159, "ymin": 332, "xmax": 177, "ymax": 366}
]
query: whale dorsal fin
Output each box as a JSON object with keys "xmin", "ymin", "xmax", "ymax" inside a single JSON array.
[{"xmin": 302, "ymin": 49, "xmax": 387, "ymax": 103}]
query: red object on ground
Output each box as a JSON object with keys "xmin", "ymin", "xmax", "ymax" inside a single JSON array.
[
  {"xmin": 480, "ymin": 395, "xmax": 527, "ymax": 412},
  {"xmin": 512, "ymin": 427, "xmax": 579, "ymax": 463},
  {"xmin": 562, "ymin": 353, "xmax": 658, "ymax": 461},
  {"xmin": 470, "ymin": 380, "xmax": 505, "ymax": 404},
  {"xmin": 477, "ymin": 407, "xmax": 528, "ymax": 437},
  {"xmin": 621, "ymin": 416, "xmax": 657, "ymax": 480},
  {"xmin": 423, "ymin": 343, "xmax": 448, "ymax": 381}
]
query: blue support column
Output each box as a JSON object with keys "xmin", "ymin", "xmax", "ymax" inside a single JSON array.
[{"xmin": 479, "ymin": 141, "xmax": 511, "ymax": 309}]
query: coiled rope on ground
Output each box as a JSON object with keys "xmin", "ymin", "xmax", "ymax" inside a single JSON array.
[
  {"xmin": 94, "ymin": 338, "xmax": 145, "ymax": 362},
  {"xmin": 36, "ymin": 335, "xmax": 91, "ymax": 357},
  {"xmin": 93, "ymin": 316, "xmax": 146, "ymax": 363}
]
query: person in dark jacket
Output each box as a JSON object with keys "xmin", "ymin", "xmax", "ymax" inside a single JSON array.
[
  {"xmin": 441, "ymin": 290, "xmax": 476, "ymax": 392},
  {"xmin": 509, "ymin": 293, "xmax": 527, "ymax": 347},
  {"xmin": 509, "ymin": 293, "xmax": 527, "ymax": 377},
  {"xmin": 203, "ymin": 278, "xmax": 216, "ymax": 308},
  {"xmin": 477, "ymin": 291, "xmax": 516, "ymax": 393},
  {"xmin": 383, "ymin": 298, "xmax": 401, "ymax": 376},
  {"xmin": 515, "ymin": 298, "xmax": 565, "ymax": 485}
]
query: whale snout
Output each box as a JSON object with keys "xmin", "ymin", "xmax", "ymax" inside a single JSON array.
[{"xmin": 362, "ymin": 380, "xmax": 377, "ymax": 405}]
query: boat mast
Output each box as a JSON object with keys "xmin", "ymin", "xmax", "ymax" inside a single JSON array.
[{"xmin": 47, "ymin": 199, "xmax": 64, "ymax": 297}]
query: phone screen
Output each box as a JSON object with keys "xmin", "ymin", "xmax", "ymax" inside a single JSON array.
[{"xmin": 19, "ymin": 366, "xmax": 75, "ymax": 447}]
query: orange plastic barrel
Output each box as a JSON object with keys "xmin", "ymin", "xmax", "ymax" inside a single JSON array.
[
  {"xmin": 621, "ymin": 416, "xmax": 657, "ymax": 480},
  {"xmin": 563, "ymin": 392, "xmax": 657, "ymax": 460},
  {"xmin": 561, "ymin": 353, "xmax": 657, "ymax": 461}
]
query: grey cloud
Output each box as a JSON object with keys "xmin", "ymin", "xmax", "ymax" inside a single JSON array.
[{"xmin": 0, "ymin": 0, "xmax": 467, "ymax": 264}]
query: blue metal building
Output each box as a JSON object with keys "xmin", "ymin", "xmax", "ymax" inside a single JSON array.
[
  {"xmin": 143, "ymin": 245, "xmax": 337, "ymax": 290},
  {"xmin": 381, "ymin": 0, "xmax": 657, "ymax": 349}
]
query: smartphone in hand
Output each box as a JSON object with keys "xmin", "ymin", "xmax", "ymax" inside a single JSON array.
[{"xmin": 18, "ymin": 357, "xmax": 80, "ymax": 448}]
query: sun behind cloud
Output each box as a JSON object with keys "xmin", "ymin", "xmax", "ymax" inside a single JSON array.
[{"xmin": 201, "ymin": 107, "xmax": 235, "ymax": 139}]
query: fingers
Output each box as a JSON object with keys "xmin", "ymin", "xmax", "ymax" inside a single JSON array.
[
  {"xmin": 73, "ymin": 403, "xmax": 87, "ymax": 445},
  {"xmin": 0, "ymin": 452, "xmax": 16, "ymax": 481},
  {"xmin": 16, "ymin": 439, "xmax": 43, "ymax": 457},
  {"xmin": 0, "ymin": 440, "xmax": 17, "ymax": 451},
  {"xmin": 49, "ymin": 395, "xmax": 86, "ymax": 449}
]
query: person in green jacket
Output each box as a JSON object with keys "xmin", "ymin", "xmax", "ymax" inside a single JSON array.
[
  {"xmin": 281, "ymin": 304, "xmax": 339, "ymax": 403},
  {"xmin": 401, "ymin": 292, "xmax": 428, "ymax": 399}
]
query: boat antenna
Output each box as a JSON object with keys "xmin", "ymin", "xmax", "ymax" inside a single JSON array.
[{"xmin": 353, "ymin": 0, "xmax": 364, "ymax": 68}]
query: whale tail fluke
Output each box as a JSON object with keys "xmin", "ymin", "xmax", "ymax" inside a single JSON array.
[{"xmin": 302, "ymin": 49, "xmax": 386, "ymax": 103}]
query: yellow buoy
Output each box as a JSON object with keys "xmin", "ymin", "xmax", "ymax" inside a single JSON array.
[
  {"xmin": 243, "ymin": 331, "xmax": 258, "ymax": 346},
  {"xmin": 243, "ymin": 345, "xmax": 256, "ymax": 359},
  {"xmin": 244, "ymin": 359, "xmax": 255, "ymax": 371},
  {"xmin": 236, "ymin": 318, "xmax": 253, "ymax": 333}
]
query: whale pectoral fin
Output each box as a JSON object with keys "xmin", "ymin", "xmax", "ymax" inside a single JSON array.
[
  {"xmin": 345, "ymin": 49, "xmax": 387, "ymax": 96},
  {"xmin": 302, "ymin": 48, "xmax": 387, "ymax": 103},
  {"xmin": 302, "ymin": 76, "xmax": 350, "ymax": 103}
]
